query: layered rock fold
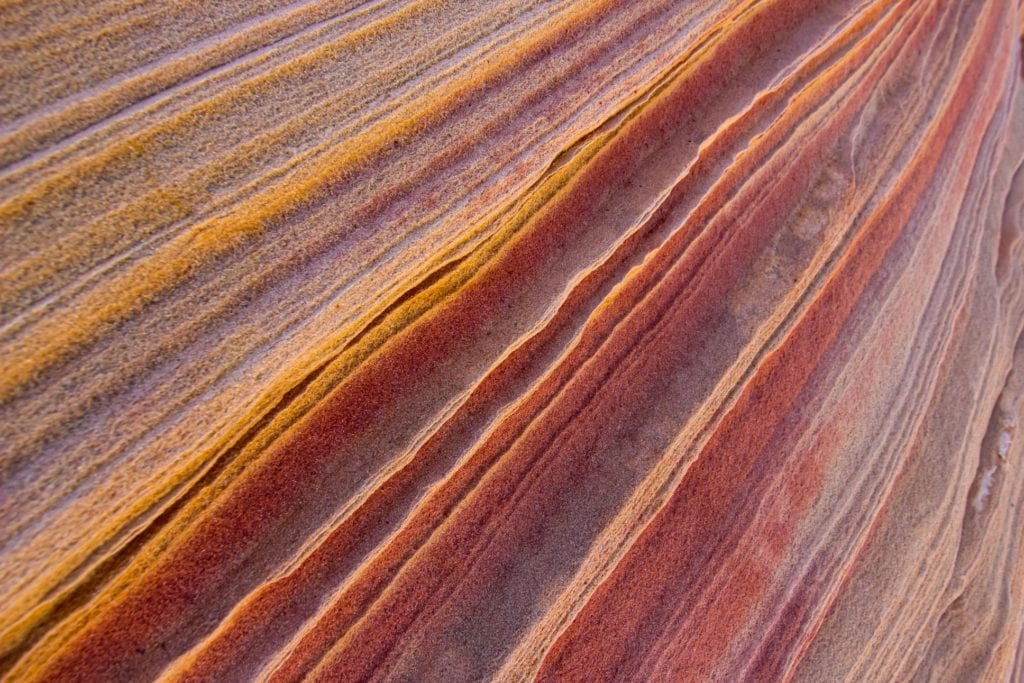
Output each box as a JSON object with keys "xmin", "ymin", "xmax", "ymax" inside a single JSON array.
[{"xmin": 2, "ymin": 0, "xmax": 1023, "ymax": 680}]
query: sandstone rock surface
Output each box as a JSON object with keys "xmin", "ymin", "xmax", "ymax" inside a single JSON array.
[{"xmin": 2, "ymin": 0, "xmax": 1024, "ymax": 680}]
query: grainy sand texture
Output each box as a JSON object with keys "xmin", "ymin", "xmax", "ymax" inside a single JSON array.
[{"xmin": 2, "ymin": 0, "xmax": 1024, "ymax": 680}]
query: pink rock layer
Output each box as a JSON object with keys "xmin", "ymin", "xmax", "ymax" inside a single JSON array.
[{"xmin": 1, "ymin": 0, "xmax": 1024, "ymax": 680}]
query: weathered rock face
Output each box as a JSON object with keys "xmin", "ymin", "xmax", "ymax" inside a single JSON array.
[{"xmin": 2, "ymin": 0, "xmax": 1023, "ymax": 680}]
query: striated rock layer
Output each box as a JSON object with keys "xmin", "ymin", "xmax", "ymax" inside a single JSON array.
[{"xmin": 2, "ymin": 0, "xmax": 1024, "ymax": 680}]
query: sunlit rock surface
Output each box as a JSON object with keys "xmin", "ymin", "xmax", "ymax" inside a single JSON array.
[{"xmin": 2, "ymin": 0, "xmax": 1024, "ymax": 680}]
